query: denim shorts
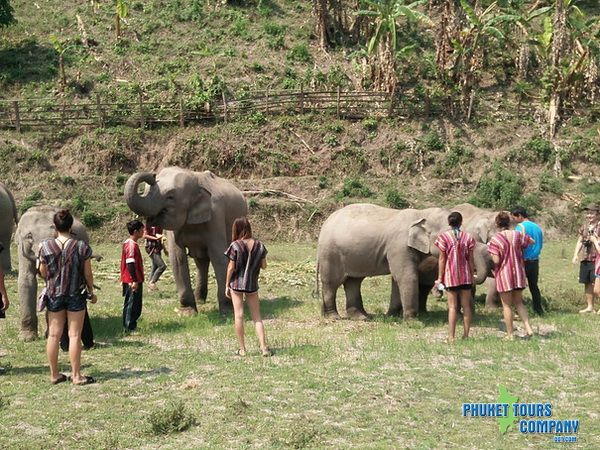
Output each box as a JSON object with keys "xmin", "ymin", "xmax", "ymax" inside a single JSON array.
[{"xmin": 46, "ymin": 294, "xmax": 87, "ymax": 313}]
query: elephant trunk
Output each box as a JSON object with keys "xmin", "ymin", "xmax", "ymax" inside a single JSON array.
[
  {"xmin": 124, "ymin": 172, "xmax": 163, "ymax": 218},
  {"xmin": 473, "ymin": 242, "xmax": 493, "ymax": 284}
]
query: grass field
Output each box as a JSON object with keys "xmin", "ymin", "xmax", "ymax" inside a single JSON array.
[{"xmin": 0, "ymin": 240, "xmax": 598, "ymax": 449}]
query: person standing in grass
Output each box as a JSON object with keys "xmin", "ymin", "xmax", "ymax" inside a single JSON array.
[
  {"xmin": 224, "ymin": 217, "xmax": 271, "ymax": 357},
  {"xmin": 434, "ymin": 212, "xmax": 476, "ymax": 342},
  {"xmin": 571, "ymin": 204, "xmax": 600, "ymax": 313},
  {"xmin": 588, "ymin": 231, "xmax": 600, "ymax": 308},
  {"xmin": 511, "ymin": 206, "xmax": 545, "ymax": 315},
  {"xmin": 0, "ymin": 241, "xmax": 9, "ymax": 375},
  {"xmin": 120, "ymin": 220, "xmax": 145, "ymax": 333},
  {"xmin": 38, "ymin": 210, "xmax": 97, "ymax": 385},
  {"xmin": 144, "ymin": 221, "xmax": 166, "ymax": 291},
  {"xmin": 488, "ymin": 212, "xmax": 534, "ymax": 340}
]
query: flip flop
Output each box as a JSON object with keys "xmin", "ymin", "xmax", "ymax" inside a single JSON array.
[
  {"xmin": 51, "ymin": 373, "xmax": 68, "ymax": 385},
  {"xmin": 235, "ymin": 349, "xmax": 247, "ymax": 357},
  {"xmin": 261, "ymin": 348, "xmax": 273, "ymax": 357},
  {"xmin": 72, "ymin": 375, "xmax": 96, "ymax": 385}
]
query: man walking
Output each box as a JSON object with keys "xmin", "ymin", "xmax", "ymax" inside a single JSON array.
[
  {"xmin": 120, "ymin": 220, "xmax": 145, "ymax": 333},
  {"xmin": 511, "ymin": 206, "xmax": 544, "ymax": 315}
]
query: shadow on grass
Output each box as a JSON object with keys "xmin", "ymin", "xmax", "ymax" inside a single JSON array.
[
  {"xmin": 0, "ymin": 40, "xmax": 57, "ymax": 85},
  {"xmin": 202, "ymin": 295, "xmax": 303, "ymax": 326},
  {"xmin": 91, "ymin": 366, "xmax": 173, "ymax": 381}
]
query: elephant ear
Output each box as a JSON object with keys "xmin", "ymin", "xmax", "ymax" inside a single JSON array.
[
  {"xmin": 187, "ymin": 184, "xmax": 212, "ymax": 224},
  {"xmin": 408, "ymin": 218, "xmax": 431, "ymax": 254}
]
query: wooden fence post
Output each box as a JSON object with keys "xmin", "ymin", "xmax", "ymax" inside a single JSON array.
[
  {"xmin": 222, "ymin": 91, "xmax": 228, "ymax": 124},
  {"xmin": 13, "ymin": 100, "xmax": 21, "ymax": 133},
  {"xmin": 179, "ymin": 96, "xmax": 185, "ymax": 127},
  {"xmin": 336, "ymin": 86, "xmax": 341, "ymax": 118},
  {"xmin": 138, "ymin": 91, "xmax": 145, "ymax": 128},
  {"xmin": 299, "ymin": 84, "xmax": 304, "ymax": 114},
  {"xmin": 95, "ymin": 94, "xmax": 105, "ymax": 127}
]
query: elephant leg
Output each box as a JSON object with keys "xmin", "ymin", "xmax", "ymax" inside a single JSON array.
[
  {"xmin": 485, "ymin": 278, "xmax": 500, "ymax": 310},
  {"xmin": 207, "ymin": 245, "xmax": 232, "ymax": 315},
  {"xmin": 387, "ymin": 278, "xmax": 403, "ymax": 316},
  {"xmin": 321, "ymin": 280, "xmax": 341, "ymax": 319},
  {"xmin": 418, "ymin": 284, "xmax": 432, "ymax": 313},
  {"xmin": 0, "ymin": 232, "xmax": 11, "ymax": 271},
  {"xmin": 343, "ymin": 277, "xmax": 369, "ymax": 320},
  {"xmin": 18, "ymin": 259, "xmax": 38, "ymax": 340},
  {"xmin": 193, "ymin": 257, "xmax": 209, "ymax": 304},
  {"xmin": 168, "ymin": 235, "xmax": 197, "ymax": 315},
  {"xmin": 396, "ymin": 269, "xmax": 419, "ymax": 319}
]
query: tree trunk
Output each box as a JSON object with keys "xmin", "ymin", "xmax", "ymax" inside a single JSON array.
[
  {"xmin": 313, "ymin": 0, "xmax": 328, "ymax": 49},
  {"xmin": 115, "ymin": 13, "xmax": 121, "ymax": 39}
]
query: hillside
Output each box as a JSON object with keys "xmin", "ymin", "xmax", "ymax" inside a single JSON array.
[{"xmin": 1, "ymin": 0, "xmax": 599, "ymax": 240}]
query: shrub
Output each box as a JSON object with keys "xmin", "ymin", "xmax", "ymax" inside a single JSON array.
[
  {"xmin": 19, "ymin": 190, "xmax": 43, "ymax": 213},
  {"xmin": 248, "ymin": 199, "xmax": 258, "ymax": 208},
  {"xmin": 538, "ymin": 171, "xmax": 563, "ymax": 195},
  {"xmin": 323, "ymin": 134, "xmax": 339, "ymax": 146},
  {"xmin": 71, "ymin": 194, "xmax": 89, "ymax": 213},
  {"xmin": 318, "ymin": 176, "xmax": 329, "ymax": 189},
  {"xmin": 362, "ymin": 118, "xmax": 378, "ymax": 131},
  {"xmin": 147, "ymin": 400, "xmax": 196, "ymax": 435},
  {"xmin": 287, "ymin": 44, "xmax": 312, "ymax": 63},
  {"xmin": 523, "ymin": 137, "xmax": 553, "ymax": 162},
  {"xmin": 385, "ymin": 188, "xmax": 409, "ymax": 209},
  {"xmin": 422, "ymin": 130, "xmax": 444, "ymax": 152},
  {"xmin": 469, "ymin": 163, "xmax": 524, "ymax": 210},
  {"xmin": 81, "ymin": 211, "xmax": 104, "ymax": 229},
  {"xmin": 432, "ymin": 142, "xmax": 474, "ymax": 178},
  {"xmin": 115, "ymin": 174, "xmax": 128, "ymax": 186},
  {"xmin": 336, "ymin": 178, "xmax": 373, "ymax": 200}
]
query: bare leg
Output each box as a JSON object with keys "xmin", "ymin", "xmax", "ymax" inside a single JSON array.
[
  {"xmin": 67, "ymin": 310, "xmax": 85, "ymax": 383},
  {"xmin": 512, "ymin": 290, "xmax": 534, "ymax": 336},
  {"xmin": 459, "ymin": 289, "xmax": 473, "ymax": 338},
  {"xmin": 447, "ymin": 291, "xmax": 458, "ymax": 342},
  {"xmin": 499, "ymin": 292, "xmax": 514, "ymax": 338},
  {"xmin": 230, "ymin": 290, "xmax": 246, "ymax": 355},
  {"xmin": 580, "ymin": 283, "xmax": 594, "ymax": 313},
  {"xmin": 246, "ymin": 292, "xmax": 269, "ymax": 354},
  {"xmin": 47, "ymin": 310, "xmax": 66, "ymax": 382},
  {"xmin": 594, "ymin": 279, "xmax": 600, "ymax": 313}
]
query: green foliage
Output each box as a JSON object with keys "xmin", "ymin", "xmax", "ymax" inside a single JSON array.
[
  {"xmin": 384, "ymin": 187, "xmax": 409, "ymax": 209},
  {"xmin": 115, "ymin": 174, "xmax": 128, "ymax": 186},
  {"xmin": 509, "ymin": 137, "xmax": 553, "ymax": 163},
  {"xmin": 318, "ymin": 176, "xmax": 329, "ymax": 189},
  {"xmin": 323, "ymin": 134, "xmax": 339, "ymax": 146},
  {"xmin": 336, "ymin": 178, "xmax": 373, "ymax": 200},
  {"xmin": 432, "ymin": 142, "xmax": 474, "ymax": 178},
  {"xmin": 569, "ymin": 136, "xmax": 600, "ymax": 164},
  {"xmin": 81, "ymin": 211, "xmax": 104, "ymax": 229},
  {"xmin": 147, "ymin": 400, "xmax": 196, "ymax": 435},
  {"xmin": 362, "ymin": 118, "xmax": 378, "ymax": 131},
  {"xmin": 0, "ymin": 0, "xmax": 14, "ymax": 27},
  {"xmin": 422, "ymin": 130, "xmax": 444, "ymax": 152},
  {"xmin": 248, "ymin": 198, "xmax": 258, "ymax": 208},
  {"xmin": 71, "ymin": 194, "xmax": 89, "ymax": 213},
  {"xmin": 287, "ymin": 44, "xmax": 312, "ymax": 63},
  {"xmin": 538, "ymin": 170, "xmax": 563, "ymax": 195},
  {"xmin": 263, "ymin": 21, "xmax": 286, "ymax": 49},
  {"xmin": 19, "ymin": 190, "xmax": 43, "ymax": 214}
]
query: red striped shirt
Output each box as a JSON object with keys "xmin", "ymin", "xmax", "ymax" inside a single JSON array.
[
  {"xmin": 434, "ymin": 229, "xmax": 476, "ymax": 287},
  {"xmin": 488, "ymin": 230, "xmax": 533, "ymax": 293}
]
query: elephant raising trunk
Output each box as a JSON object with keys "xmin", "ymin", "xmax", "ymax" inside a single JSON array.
[{"xmin": 124, "ymin": 172, "xmax": 163, "ymax": 219}]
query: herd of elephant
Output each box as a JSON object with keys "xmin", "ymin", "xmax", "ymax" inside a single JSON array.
[{"xmin": 0, "ymin": 168, "xmax": 502, "ymax": 341}]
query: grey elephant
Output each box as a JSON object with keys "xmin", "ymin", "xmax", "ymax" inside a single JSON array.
[
  {"xmin": 0, "ymin": 182, "xmax": 19, "ymax": 271},
  {"xmin": 317, "ymin": 204, "xmax": 491, "ymax": 319},
  {"xmin": 15, "ymin": 206, "xmax": 93, "ymax": 340},
  {"xmin": 124, "ymin": 167, "xmax": 248, "ymax": 315}
]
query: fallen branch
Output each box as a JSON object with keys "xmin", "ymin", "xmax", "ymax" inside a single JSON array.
[
  {"xmin": 242, "ymin": 189, "xmax": 314, "ymax": 204},
  {"xmin": 287, "ymin": 128, "xmax": 314, "ymax": 153}
]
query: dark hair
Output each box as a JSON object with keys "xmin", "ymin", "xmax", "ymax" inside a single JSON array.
[
  {"xmin": 127, "ymin": 219, "xmax": 144, "ymax": 235},
  {"xmin": 232, "ymin": 217, "xmax": 252, "ymax": 241},
  {"xmin": 511, "ymin": 206, "xmax": 528, "ymax": 218},
  {"xmin": 53, "ymin": 209, "xmax": 74, "ymax": 232},
  {"xmin": 448, "ymin": 211, "xmax": 463, "ymax": 228},
  {"xmin": 495, "ymin": 212, "xmax": 511, "ymax": 229}
]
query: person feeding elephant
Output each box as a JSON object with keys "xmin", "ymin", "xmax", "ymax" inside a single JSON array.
[
  {"xmin": 434, "ymin": 212, "xmax": 476, "ymax": 342},
  {"xmin": 487, "ymin": 212, "xmax": 534, "ymax": 340},
  {"xmin": 224, "ymin": 217, "xmax": 272, "ymax": 357}
]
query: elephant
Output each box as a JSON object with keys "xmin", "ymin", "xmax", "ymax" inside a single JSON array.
[
  {"xmin": 0, "ymin": 182, "xmax": 19, "ymax": 271},
  {"xmin": 14, "ymin": 206, "xmax": 95, "ymax": 340},
  {"xmin": 317, "ymin": 204, "xmax": 491, "ymax": 319},
  {"xmin": 124, "ymin": 166, "xmax": 248, "ymax": 315}
]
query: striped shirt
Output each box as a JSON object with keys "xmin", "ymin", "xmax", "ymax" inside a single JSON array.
[
  {"xmin": 434, "ymin": 229, "xmax": 476, "ymax": 287},
  {"xmin": 488, "ymin": 230, "xmax": 533, "ymax": 293},
  {"xmin": 225, "ymin": 239, "xmax": 268, "ymax": 293},
  {"xmin": 38, "ymin": 238, "xmax": 92, "ymax": 298}
]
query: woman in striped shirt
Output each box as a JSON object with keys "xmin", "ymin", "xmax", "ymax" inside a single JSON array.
[
  {"xmin": 224, "ymin": 217, "xmax": 271, "ymax": 357},
  {"xmin": 434, "ymin": 212, "xmax": 476, "ymax": 342},
  {"xmin": 488, "ymin": 212, "xmax": 534, "ymax": 340}
]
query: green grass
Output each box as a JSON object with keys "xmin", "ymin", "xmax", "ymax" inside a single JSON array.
[{"xmin": 0, "ymin": 240, "xmax": 598, "ymax": 448}]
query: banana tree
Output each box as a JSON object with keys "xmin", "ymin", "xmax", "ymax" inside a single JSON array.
[
  {"xmin": 50, "ymin": 35, "xmax": 69, "ymax": 92},
  {"xmin": 358, "ymin": 0, "xmax": 431, "ymax": 93},
  {"xmin": 115, "ymin": 0, "xmax": 128, "ymax": 40}
]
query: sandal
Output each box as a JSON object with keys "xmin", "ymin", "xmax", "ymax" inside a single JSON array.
[
  {"xmin": 72, "ymin": 375, "xmax": 96, "ymax": 385},
  {"xmin": 51, "ymin": 373, "xmax": 68, "ymax": 385},
  {"xmin": 235, "ymin": 349, "xmax": 247, "ymax": 357},
  {"xmin": 261, "ymin": 348, "xmax": 273, "ymax": 357}
]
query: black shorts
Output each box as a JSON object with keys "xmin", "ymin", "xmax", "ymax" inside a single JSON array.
[
  {"xmin": 446, "ymin": 284, "xmax": 473, "ymax": 292},
  {"xmin": 579, "ymin": 261, "xmax": 596, "ymax": 284},
  {"xmin": 47, "ymin": 294, "xmax": 87, "ymax": 313}
]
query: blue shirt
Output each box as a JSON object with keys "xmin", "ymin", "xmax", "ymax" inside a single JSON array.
[{"xmin": 516, "ymin": 221, "xmax": 543, "ymax": 260}]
